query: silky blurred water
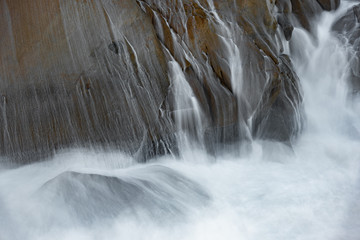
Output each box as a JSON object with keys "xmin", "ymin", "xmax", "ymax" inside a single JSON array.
[{"xmin": 1, "ymin": 1, "xmax": 360, "ymax": 240}]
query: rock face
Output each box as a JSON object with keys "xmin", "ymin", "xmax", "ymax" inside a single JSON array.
[
  {"xmin": 0, "ymin": 0, "xmax": 173, "ymax": 162},
  {"xmin": 332, "ymin": 4, "xmax": 360, "ymax": 94},
  {"xmin": 0, "ymin": 0, "xmax": 336, "ymax": 163}
]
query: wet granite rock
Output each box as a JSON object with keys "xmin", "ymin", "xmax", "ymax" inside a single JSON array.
[
  {"xmin": 332, "ymin": 4, "xmax": 360, "ymax": 93},
  {"xmin": 140, "ymin": 0, "xmax": 303, "ymax": 147},
  {"xmin": 0, "ymin": 0, "xmax": 325, "ymax": 163},
  {"xmin": 277, "ymin": 14, "xmax": 294, "ymax": 41},
  {"xmin": 0, "ymin": 0, "xmax": 173, "ymax": 162},
  {"xmin": 317, "ymin": 0, "xmax": 340, "ymax": 11}
]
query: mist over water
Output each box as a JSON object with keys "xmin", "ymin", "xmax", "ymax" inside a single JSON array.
[{"xmin": 1, "ymin": 2, "xmax": 360, "ymax": 240}]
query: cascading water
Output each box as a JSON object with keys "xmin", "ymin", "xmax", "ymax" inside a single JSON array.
[
  {"xmin": 1, "ymin": 1, "xmax": 360, "ymax": 240},
  {"xmin": 169, "ymin": 60, "xmax": 205, "ymax": 152}
]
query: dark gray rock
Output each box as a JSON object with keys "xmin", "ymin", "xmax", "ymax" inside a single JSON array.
[
  {"xmin": 252, "ymin": 54, "xmax": 303, "ymax": 142},
  {"xmin": 316, "ymin": 0, "xmax": 340, "ymax": 11},
  {"xmin": 277, "ymin": 14, "xmax": 294, "ymax": 41},
  {"xmin": 332, "ymin": 4, "xmax": 360, "ymax": 93}
]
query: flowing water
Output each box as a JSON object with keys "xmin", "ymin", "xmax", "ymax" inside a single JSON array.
[{"xmin": 1, "ymin": 2, "xmax": 360, "ymax": 240}]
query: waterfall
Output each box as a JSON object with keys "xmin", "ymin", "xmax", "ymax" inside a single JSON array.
[{"xmin": 0, "ymin": 0, "xmax": 360, "ymax": 239}]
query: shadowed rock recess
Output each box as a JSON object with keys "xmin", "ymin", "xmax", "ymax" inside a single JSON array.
[{"xmin": 0, "ymin": 0, "xmax": 339, "ymax": 163}]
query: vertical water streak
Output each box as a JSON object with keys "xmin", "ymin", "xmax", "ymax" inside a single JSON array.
[{"xmin": 169, "ymin": 60, "xmax": 205, "ymax": 154}]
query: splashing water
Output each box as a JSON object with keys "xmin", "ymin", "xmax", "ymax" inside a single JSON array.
[{"xmin": 1, "ymin": 2, "xmax": 360, "ymax": 240}]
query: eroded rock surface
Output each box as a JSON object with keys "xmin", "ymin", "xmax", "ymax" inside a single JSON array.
[
  {"xmin": 0, "ymin": 0, "xmax": 173, "ymax": 162},
  {"xmin": 0, "ymin": 0, "xmax": 335, "ymax": 163}
]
